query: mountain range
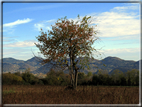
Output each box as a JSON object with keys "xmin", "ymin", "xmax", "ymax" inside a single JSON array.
[{"xmin": 1, "ymin": 56, "xmax": 140, "ymax": 75}]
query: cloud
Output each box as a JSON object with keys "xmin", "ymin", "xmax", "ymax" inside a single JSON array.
[
  {"xmin": 5, "ymin": 3, "xmax": 64, "ymax": 14},
  {"xmin": 34, "ymin": 23, "xmax": 45, "ymax": 31},
  {"xmin": 3, "ymin": 36, "xmax": 17, "ymax": 42},
  {"xmin": 102, "ymin": 48, "xmax": 140, "ymax": 54},
  {"xmin": 39, "ymin": 3, "xmax": 139, "ymax": 39},
  {"xmin": 3, "ymin": 18, "xmax": 33, "ymax": 34},
  {"xmin": 112, "ymin": 3, "xmax": 140, "ymax": 11},
  {"xmin": 129, "ymin": 0, "xmax": 141, "ymax": 1},
  {"xmin": 98, "ymin": 47, "xmax": 140, "ymax": 61},
  {"xmin": 46, "ymin": 19, "xmax": 56, "ymax": 23},
  {"xmin": 34, "ymin": 19, "xmax": 55, "ymax": 31},
  {"xmin": 113, "ymin": 6, "xmax": 139, "ymax": 10},
  {"xmin": 107, "ymin": 34, "xmax": 140, "ymax": 41},
  {"xmin": 3, "ymin": 47, "xmax": 39, "ymax": 61},
  {"xmin": 4, "ymin": 40, "xmax": 37, "ymax": 47},
  {"xmin": 89, "ymin": 4, "xmax": 140, "ymax": 38},
  {"xmin": 3, "ymin": 18, "xmax": 33, "ymax": 28},
  {"xmin": 34, "ymin": 2, "xmax": 140, "ymax": 38}
]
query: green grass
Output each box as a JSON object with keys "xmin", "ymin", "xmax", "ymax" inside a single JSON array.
[{"xmin": 3, "ymin": 87, "xmax": 16, "ymax": 95}]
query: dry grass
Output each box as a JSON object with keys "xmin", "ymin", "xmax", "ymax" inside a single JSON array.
[{"xmin": 2, "ymin": 85, "xmax": 139, "ymax": 104}]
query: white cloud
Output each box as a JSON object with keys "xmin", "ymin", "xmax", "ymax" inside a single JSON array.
[
  {"xmin": 107, "ymin": 34, "xmax": 140, "ymax": 41},
  {"xmin": 4, "ymin": 40, "xmax": 37, "ymax": 47},
  {"xmin": 46, "ymin": 19, "xmax": 55, "ymax": 23},
  {"xmin": 98, "ymin": 47, "xmax": 140, "ymax": 61},
  {"xmin": 113, "ymin": 5, "xmax": 139, "ymax": 11},
  {"xmin": 3, "ymin": 47, "xmax": 39, "ymax": 61},
  {"xmin": 46, "ymin": 26, "xmax": 52, "ymax": 30},
  {"xmin": 3, "ymin": 36, "xmax": 16, "ymax": 42},
  {"xmin": 129, "ymin": 0, "xmax": 141, "ymax": 1},
  {"xmin": 3, "ymin": 18, "xmax": 33, "ymax": 28},
  {"xmin": 3, "ymin": 18, "xmax": 33, "ymax": 34},
  {"xmin": 102, "ymin": 48, "xmax": 140, "ymax": 54},
  {"xmin": 34, "ymin": 23, "xmax": 45, "ymax": 31},
  {"xmin": 6, "ymin": 3, "xmax": 64, "ymax": 14},
  {"xmin": 34, "ymin": 2, "xmax": 140, "ymax": 38},
  {"xmin": 44, "ymin": 3, "xmax": 139, "ymax": 39},
  {"xmin": 90, "ymin": 4, "xmax": 140, "ymax": 38},
  {"xmin": 34, "ymin": 19, "xmax": 55, "ymax": 31}
]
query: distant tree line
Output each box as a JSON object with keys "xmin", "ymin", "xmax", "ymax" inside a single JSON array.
[{"xmin": 2, "ymin": 68, "xmax": 139, "ymax": 86}]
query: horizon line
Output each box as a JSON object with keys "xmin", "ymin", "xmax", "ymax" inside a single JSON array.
[{"xmin": 1, "ymin": 56, "xmax": 140, "ymax": 62}]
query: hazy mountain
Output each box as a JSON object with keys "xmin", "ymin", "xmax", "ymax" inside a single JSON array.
[
  {"xmin": 101, "ymin": 56, "xmax": 135, "ymax": 67},
  {"xmin": 25, "ymin": 57, "xmax": 43, "ymax": 67},
  {"xmin": 2, "ymin": 56, "xmax": 140, "ymax": 75},
  {"xmin": 31, "ymin": 56, "xmax": 139, "ymax": 75},
  {"xmin": 31, "ymin": 63, "xmax": 53, "ymax": 74},
  {"xmin": 18, "ymin": 63, "xmax": 36, "ymax": 71},
  {"xmin": 2, "ymin": 57, "xmax": 24, "ymax": 64},
  {"xmin": 108, "ymin": 67, "xmax": 132, "ymax": 75},
  {"xmin": 2, "ymin": 57, "xmax": 43, "ymax": 73},
  {"xmin": 133, "ymin": 60, "xmax": 141, "ymax": 69},
  {"xmin": 3, "ymin": 62, "xmax": 19, "ymax": 72}
]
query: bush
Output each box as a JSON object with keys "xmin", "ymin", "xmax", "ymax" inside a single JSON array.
[
  {"xmin": 87, "ymin": 71, "xmax": 93, "ymax": 77},
  {"xmin": 2, "ymin": 73, "xmax": 24, "ymax": 85},
  {"xmin": 44, "ymin": 69, "xmax": 70, "ymax": 86},
  {"xmin": 14, "ymin": 71, "xmax": 21, "ymax": 76},
  {"xmin": 78, "ymin": 72, "xmax": 85, "ymax": 80},
  {"xmin": 21, "ymin": 68, "xmax": 36, "ymax": 85},
  {"xmin": 120, "ymin": 76, "xmax": 127, "ymax": 86}
]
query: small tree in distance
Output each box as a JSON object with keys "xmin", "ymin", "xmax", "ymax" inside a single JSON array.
[{"xmin": 35, "ymin": 15, "xmax": 102, "ymax": 90}]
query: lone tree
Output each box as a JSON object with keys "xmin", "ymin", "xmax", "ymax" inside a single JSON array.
[{"xmin": 35, "ymin": 15, "xmax": 101, "ymax": 89}]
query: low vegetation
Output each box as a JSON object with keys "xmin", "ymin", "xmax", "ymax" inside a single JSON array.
[
  {"xmin": 2, "ymin": 68, "xmax": 139, "ymax": 104},
  {"xmin": 2, "ymin": 85, "xmax": 139, "ymax": 104},
  {"xmin": 2, "ymin": 68, "xmax": 139, "ymax": 86}
]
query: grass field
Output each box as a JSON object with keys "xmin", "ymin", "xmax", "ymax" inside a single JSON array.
[{"xmin": 2, "ymin": 85, "xmax": 139, "ymax": 104}]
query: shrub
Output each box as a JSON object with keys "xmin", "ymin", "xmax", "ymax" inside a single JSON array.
[
  {"xmin": 78, "ymin": 72, "xmax": 85, "ymax": 80},
  {"xmin": 2, "ymin": 73, "xmax": 23, "ymax": 85}
]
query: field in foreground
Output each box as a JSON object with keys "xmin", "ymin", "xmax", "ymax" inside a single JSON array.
[{"xmin": 2, "ymin": 85, "xmax": 139, "ymax": 104}]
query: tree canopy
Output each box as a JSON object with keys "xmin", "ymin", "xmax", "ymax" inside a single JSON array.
[{"xmin": 35, "ymin": 15, "xmax": 100, "ymax": 89}]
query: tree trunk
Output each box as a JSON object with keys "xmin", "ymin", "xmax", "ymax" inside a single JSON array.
[
  {"xmin": 74, "ymin": 68, "xmax": 78, "ymax": 89},
  {"xmin": 71, "ymin": 73, "xmax": 74, "ymax": 87},
  {"xmin": 70, "ymin": 62, "xmax": 74, "ymax": 88},
  {"xmin": 69, "ymin": 36, "xmax": 78, "ymax": 90},
  {"xmin": 70, "ymin": 50, "xmax": 75, "ymax": 88},
  {"xmin": 72, "ymin": 59, "xmax": 78, "ymax": 90}
]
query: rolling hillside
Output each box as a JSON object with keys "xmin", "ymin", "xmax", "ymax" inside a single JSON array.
[{"xmin": 1, "ymin": 56, "xmax": 140, "ymax": 75}]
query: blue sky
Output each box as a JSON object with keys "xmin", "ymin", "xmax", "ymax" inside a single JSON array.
[{"xmin": 2, "ymin": 1, "xmax": 140, "ymax": 61}]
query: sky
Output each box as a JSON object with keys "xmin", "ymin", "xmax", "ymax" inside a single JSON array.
[{"xmin": 2, "ymin": 0, "xmax": 141, "ymax": 61}]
